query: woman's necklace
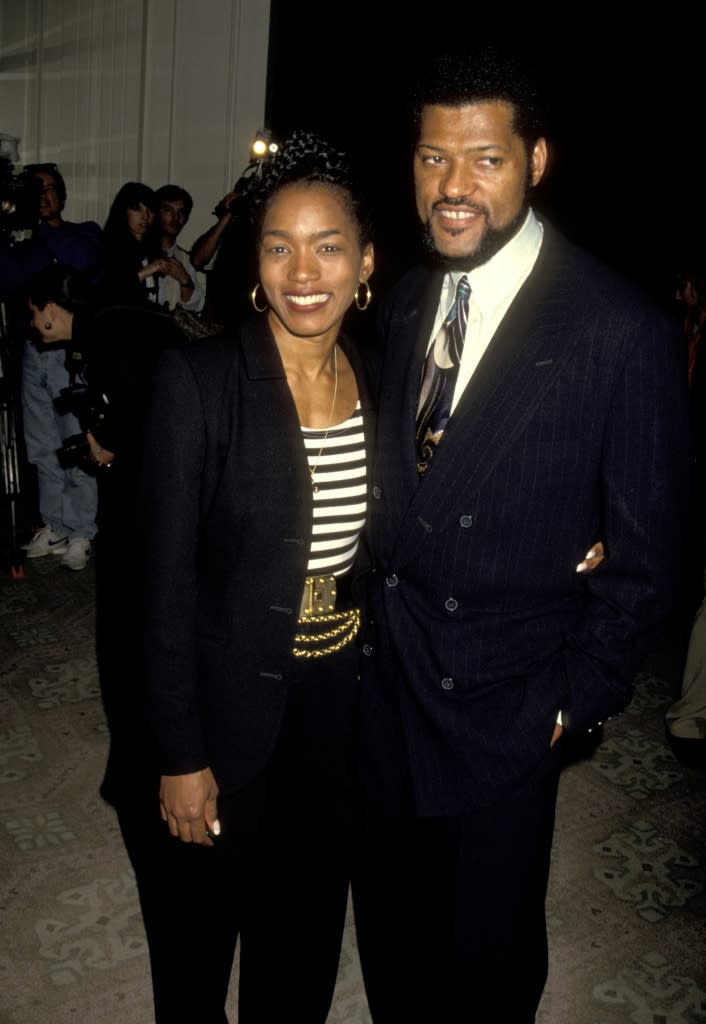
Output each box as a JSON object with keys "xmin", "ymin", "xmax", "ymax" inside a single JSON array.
[{"xmin": 309, "ymin": 345, "xmax": 338, "ymax": 493}]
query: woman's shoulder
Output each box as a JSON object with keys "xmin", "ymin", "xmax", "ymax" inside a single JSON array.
[
  {"xmin": 166, "ymin": 331, "xmax": 243, "ymax": 377},
  {"xmin": 164, "ymin": 318, "xmax": 280, "ymax": 381}
]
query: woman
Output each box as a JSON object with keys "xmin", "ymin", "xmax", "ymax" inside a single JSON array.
[
  {"xmin": 102, "ymin": 181, "xmax": 164, "ymax": 306},
  {"xmin": 139, "ymin": 133, "xmax": 375, "ymax": 1023}
]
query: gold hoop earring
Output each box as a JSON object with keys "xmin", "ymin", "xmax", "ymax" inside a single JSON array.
[
  {"xmin": 355, "ymin": 281, "xmax": 372, "ymax": 311},
  {"xmin": 250, "ymin": 283, "xmax": 268, "ymax": 313}
]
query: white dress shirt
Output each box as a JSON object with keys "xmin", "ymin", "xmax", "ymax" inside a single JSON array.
[
  {"xmin": 158, "ymin": 242, "xmax": 205, "ymax": 313},
  {"xmin": 428, "ymin": 209, "xmax": 543, "ymax": 413}
]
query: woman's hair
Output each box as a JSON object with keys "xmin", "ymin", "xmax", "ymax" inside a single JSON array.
[
  {"xmin": 28, "ymin": 264, "xmax": 94, "ymax": 313},
  {"xmin": 103, "ymin": 181, "xmax": 159, "ymax": 246},
  {"xmin": 251, "ymin": 131, "xmax": 372, "ymax": 248}
]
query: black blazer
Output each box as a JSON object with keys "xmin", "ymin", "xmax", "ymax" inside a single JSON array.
[
  {"xmin": 361, "ymin": 224, "xmax": 690, "ymax": 816},
  {"xmin": 140, "ymin": 317, "xmax": 377, "ymax": 793}
]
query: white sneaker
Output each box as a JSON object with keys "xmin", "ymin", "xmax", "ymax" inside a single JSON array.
[
  {"xmin": 60, "ymin": 537, "xmax": 91, "ymax": 571},
  {"xmin": 23, "ymin": 525, "xmax": 69, "ymax": 558}
]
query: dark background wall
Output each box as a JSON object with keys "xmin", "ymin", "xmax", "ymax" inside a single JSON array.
[{"xmin": 266, "ymin": 6, "xmax": 704, "ymax": 302}]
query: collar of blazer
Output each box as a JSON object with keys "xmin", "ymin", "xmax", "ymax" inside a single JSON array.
[
  {"xmin": 237, "ymin": 314, "xmax": 378, "ymax": 426},
  {"xmin": 379, "ymin": 225, "xmax": 590, "ymax": 544}
]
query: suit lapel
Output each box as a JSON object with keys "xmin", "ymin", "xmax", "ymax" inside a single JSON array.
[
  {"xmin": 377, "ymin": 268, "xmax": 444, "ymax": 503},
  {"xmin": 390, "ymin": 231, "xmax": 586, "ymax": 545}
]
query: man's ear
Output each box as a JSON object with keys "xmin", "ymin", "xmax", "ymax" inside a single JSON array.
[{"xmin": 530, "ymin": 138, "xmax": 548, "ymax": 187}]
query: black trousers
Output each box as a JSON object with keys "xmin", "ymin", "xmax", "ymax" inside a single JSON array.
[
  {"xmin": 116, "ymin": 640, "xmax": 359, "ymax": 1024},
  {"xmin": 353, "ymin": 754, "xmax": 562, "ymax": 1024}
]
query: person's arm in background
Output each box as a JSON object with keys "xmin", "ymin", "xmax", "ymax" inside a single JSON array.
[{"xmin": 190, "ymin": 192, "xmax": 238, "ymax": 271}]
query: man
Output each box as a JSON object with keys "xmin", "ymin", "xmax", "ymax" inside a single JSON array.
[
  {"xmin": 190, "ymin": 188, "xmax": 253, "ymax": 328},
  {"xmin": 354, "ymin": 51, "xmax": 689, "ymax": 1022},
  {"xmin": 1, "ymin": 163, "xmax": 103, "ymax": 570},
  {"xmin": 153, "ymin": 185, "xmax": 204, "ymax": 312},
  {"xmin": 190, "ymin": 188, "xmax": 239, "ymax": 272}
]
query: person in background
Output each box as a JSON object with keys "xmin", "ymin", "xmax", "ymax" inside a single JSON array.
[
  {"xmin": 190, "ymin": 187, "xmax": 239, "ymax": 272},
  {"xmin": 26, "ymin": 263, "xmax": 190, "ymax": 1017},
  {"xmin": 102, "ymin": 182, "xmax": 163, "ymax": 307},
  {"xmin": 153, "ymin": 184, "xmax": 204, "ymax": 312},
  {"xmin": 674, "ymin": 266, "xmax": 705, "ymax": 388},
  {"xmin": 667, "ymin": 264, "xmax": 706, "ymax": 767},
  {"xmin": 190, "ymin": 187, "xmax": 252, "ymax": 328},
  {"xmin": 4, "ymin": 163, "xmax": 104, "ymax": 571}
]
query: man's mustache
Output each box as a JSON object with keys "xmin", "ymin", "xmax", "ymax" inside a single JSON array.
[{"xmin": 432, "ymin": 198, "xmax": 489, "ymax": 216}]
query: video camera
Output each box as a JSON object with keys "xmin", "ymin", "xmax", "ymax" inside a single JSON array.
[
  {"xmin": 52, "ymin": 305, "xmax": 186, "ymax": 469},
  {"xmin": 54, "ymin": 345, "xmax": 109, "ymax": 469},
  {"xmin": 215, "ymin": 130, "xmax": 279, "ymax": 218},
  {"xmin": 0, "ymin": 135, "xmax": 41, "ymax": 234}
]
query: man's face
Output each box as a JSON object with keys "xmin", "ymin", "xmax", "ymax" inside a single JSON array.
[
  {"xmin": 158, "ymin": 199, "xmax": 188, "ymax": 242},
  {"xmin": 34, "ymin": 171, "xmax": 63, "ymax": 225},
  {"xmin": 414, "ymin": 102, "xmax": 547, "ymax": 269}
]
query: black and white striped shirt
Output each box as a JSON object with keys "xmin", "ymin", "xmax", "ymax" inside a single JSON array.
[{"xmin": 301, "ymin": 402, "xmax": 366, "ymax": 577}]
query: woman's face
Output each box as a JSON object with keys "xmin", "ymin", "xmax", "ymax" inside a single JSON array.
[
  {"xmin": 127, "ymin": 202, "xmax": 154, "ymax": 241},
  {"xmin": 259, "ymin": 183, "xmax": 373, "ymax": 345}
]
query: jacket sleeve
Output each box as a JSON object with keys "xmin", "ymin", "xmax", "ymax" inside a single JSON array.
[
  {"xmin": 139, "ymin": 346, "xmax": 210, "ymax": 774},
  {"xmin": 560, "ymin": 310, "xmax": 690, "ymax": 732}
]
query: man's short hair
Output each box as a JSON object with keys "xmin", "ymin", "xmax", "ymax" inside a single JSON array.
[
  {"xmin": 24, "ymin": 162, "xmax": 67, "ymax": 205},
  {"xmin": 155, "ymin": 184, "xmax": 193, "ymax": 218},
  {"xmin": 412, "ymin": 48, "xmax": 546, "ymax": 153}
]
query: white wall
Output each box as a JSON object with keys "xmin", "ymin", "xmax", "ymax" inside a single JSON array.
[{"xmin": 0, "ymin": 0, "xmax": 270, "ymax": 246}]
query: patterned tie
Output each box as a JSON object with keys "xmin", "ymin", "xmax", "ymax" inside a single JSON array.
[{"xmin": 416, "ymin": 274, "xmax": 471, "ymax": 475}]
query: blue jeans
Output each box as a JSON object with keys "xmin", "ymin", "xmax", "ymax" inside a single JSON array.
[{"xmin": 22, "ymin": 341, "xmax": 97, "ymax": 540}]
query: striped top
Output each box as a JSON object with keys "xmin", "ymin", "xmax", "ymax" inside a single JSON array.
[{"xmin": 301, "ymin": 402, "xmax": 366, "ymax": 577}]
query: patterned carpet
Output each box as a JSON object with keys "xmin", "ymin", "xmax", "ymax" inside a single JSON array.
[{"xmin": 1, "ymin": 555, "xmax": 704, "ymax": 1024}]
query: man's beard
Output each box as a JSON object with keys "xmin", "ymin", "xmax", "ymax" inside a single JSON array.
[{"xmin": 421, "ymin": 200, "xmax": 530, "ymax": 272}]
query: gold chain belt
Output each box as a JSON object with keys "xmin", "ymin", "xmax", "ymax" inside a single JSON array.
[
  {"xmin": 292, "ymin": 607, "xmax": 361, "ymax": 658},
  {"xmin": 293, "ymin": 574, "xmax": 359, "ymax": 658},
  {"xmin": 299, "ymin": 574, "xmax": 338, "ymax": 618}
]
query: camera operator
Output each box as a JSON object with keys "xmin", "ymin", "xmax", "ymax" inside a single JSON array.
[
  {"xmin": 189, "ymin": 188, "xmax": 239, "ymax": 273},
  {"xmin": 26, "ymin": 264, "xmax": 184, "ymax": 530},
  {"xmin": 0, "ymin": 162, "xmax": 104, "ymax": 570},
  {"xmin": 27, "ymin": 262, "xmax": 187, "ymax": 954}
]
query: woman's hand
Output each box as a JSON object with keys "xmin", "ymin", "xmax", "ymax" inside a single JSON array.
[
  {"xmin": 160, "ymin": 768, "xmax": 220, "ymax": 847},
  {"xmin": 139, "ymin": 259, "xmax": 167, "ymax": 281},
  {"xmin": 159, "ymin": 256, "xmax": 193, "ymax": 288},
  {"xmin": 576, "ymin": 541, "xmax": 605, "ymax": 573}
]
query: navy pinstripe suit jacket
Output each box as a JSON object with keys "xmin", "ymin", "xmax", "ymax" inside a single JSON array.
[{"xmin": 360, "ymin": 224, "xmax": 690, "ymax": 816}]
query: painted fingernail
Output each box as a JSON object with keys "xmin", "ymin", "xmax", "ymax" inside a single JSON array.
[
  {"xmin": 576, "ymin": 561, "xmax": 587, "ymax": 572},
  {"xmin": 212, "ymin": 819, "xmax": 221, "ymax": 836}
]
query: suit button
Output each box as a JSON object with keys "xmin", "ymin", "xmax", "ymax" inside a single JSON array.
[
  {"xmin": 459, "ymin": 514, "xmax": 473, "ymax": 528},
  {"xmin": 445, "ymin": 597, "xmax": 458, "ymax": 612},
  {"xmin": 363, "ymin": 643, "xmax": 373, "ymax": 656},
  {"xmin": 385, "ymin": 574, "xmax": 399, "ymax": 588},
  {"xmin": 441, "ymin": 677, "xmax": 454, "ymax": 691},
  {"xmin": 372, "ymin": 485, "xmax": 382, "ymax": 499}
]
